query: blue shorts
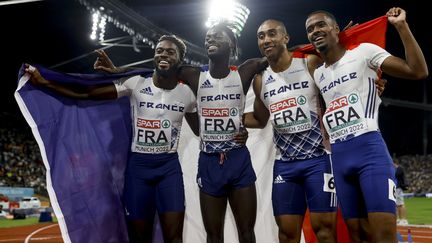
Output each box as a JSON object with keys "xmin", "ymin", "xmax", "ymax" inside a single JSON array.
[
  {"xmin": 197, "ymin": 146, "xmax": 256, "ymax": 197},
  {"xmin": 331, "ymin": 132, "xmax": 396, "ymax": 219},
  {"xmin": 272, "ymin": 154, "xmax": 337, "ymax": 216},
  {"xmin": 123, "ymin": 152, "xmax": 185, "ymax": 220}
]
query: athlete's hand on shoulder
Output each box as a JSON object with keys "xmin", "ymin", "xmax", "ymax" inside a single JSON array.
[
  {"xmin": 375, "ymin": 78, "xmax": 387, "ymax": 96},
  {"xmin": 24, "ymin": 64, "xmax": 49, "ymax": 86},
  {"xmin": 93, "ymin": 49, "xmax": 122, "ymax": 73},
  {"xmin": 386, "ymin": 7, "xmax": 407, "ymax": 27},
  {"xmin": 234, "ymin": 128, "xmax": 249, "ymax": 145}
]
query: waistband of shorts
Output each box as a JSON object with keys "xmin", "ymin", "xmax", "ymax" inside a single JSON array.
[
  {"xmin": 129, "ymin": 151, "xmax": 179, "ymax": 161},
  {"xmin": 276, "ymin": 153, "xmax": 329, "ymax": 164},
  {"xmin": 199, "ymin": 145, "xmax": 248, "ymax": 156},
  {"xmin": 331, "ymin": 131, "xmax": 383, "ymax": 151}
]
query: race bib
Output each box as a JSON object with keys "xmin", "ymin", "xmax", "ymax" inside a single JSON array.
[
  {"xmin": 134, "ymin": 118, "xmax": 172, "ymax": 153},
  {"xmin": 200, "ymin": 107, "xmax": 240, "ymax": 141},
  {"xmin": 388, "ymin": 178, "xmax": 396, "ymax": 203},
  {"xmin": 269, "ymin": 95, "xmax": 312, "ymax": 134},
  {"xmin": 323, "ymin": 173, "xmax": 336, "ymax": 193},
  {"xmin": 324, "ymin": 92, "xmax": 368, "ymax": 142}
]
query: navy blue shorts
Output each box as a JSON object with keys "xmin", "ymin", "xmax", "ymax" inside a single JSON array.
[
  {"xmin": 272, "ymin": 154, "xmax": 337, "ymax": 216},
  {"xmin": 123, "ymin": 152, "xmax": 185, "ymax": 220},
  {"xmin": 331, "ymin": 132, "xmax": 396, "ymax": 219},
  {"xmin": 197, "ymin": 146, "xmax": 257, "ymax": 197}
]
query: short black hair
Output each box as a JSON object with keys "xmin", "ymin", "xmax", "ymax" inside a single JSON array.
[
  {"xmin": 158, "ymin": 35, "xmax": 187, "ymax": 61},
  {"xmin": 261, "ymin": 19, "xmax": 288, "ymax": 35},
  {"xmin": 307, "ymin": 10, "xmax": 338, "ymax": 24},
  {"xmin": 210, "ymin": 22, "xmax": 238, "ymax": 58}
]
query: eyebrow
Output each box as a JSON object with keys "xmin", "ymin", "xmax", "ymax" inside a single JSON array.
[
  {"xmin": 156, "ymin": 47, "xmax": 176, "ymax": 52},
  {"xmin": 257, "ymin": 28, "xmax": 277, "ymax": 34}
]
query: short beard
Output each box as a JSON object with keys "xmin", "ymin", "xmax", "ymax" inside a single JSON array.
[
  {"xmin": 315, "ymin": 44, "xmax": 328, "ymax": 54},
  {"xmin": 155, "ymin": 63, "xmax": 178, "ymax": 78}
]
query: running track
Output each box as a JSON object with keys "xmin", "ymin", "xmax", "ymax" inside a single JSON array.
[{"xmin": 0, "ymin": 223, "xmax": 431, "ymax": 242}]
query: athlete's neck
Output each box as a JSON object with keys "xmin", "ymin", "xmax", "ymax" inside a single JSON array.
[
  {"xmin": 268, "ymin": 50, "xmax": 293, "ymax": 73},
  {"xmin": 152, "ymin": 73, "xmax": 177, "ymax": 90},
  {"xmin": 321, "ymin": 44, "xmax": 346, "ymax": 67},
  {"xmin": 208, "ymin": 58, "xmax": 230, "ymax": 79}
]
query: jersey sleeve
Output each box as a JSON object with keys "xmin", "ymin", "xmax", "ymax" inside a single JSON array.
[
  {"xmin": 112, "ymin": 75, "xmax": 140, "ymax": 97},
  {"xmin": 359, "ymin": 43, "xmax": 392, "ymax": 71}
]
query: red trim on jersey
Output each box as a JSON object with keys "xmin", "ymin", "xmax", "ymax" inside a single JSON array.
[
  {"xmin": 229, "ymin": 65, "xmax": 238, "ymax": 71},
  {"xmin": 292, "ymin": 51, "xmax": 308, "ymax": 58}
]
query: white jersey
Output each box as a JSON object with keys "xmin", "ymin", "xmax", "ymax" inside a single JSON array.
[
  {"xmin": 197, "ymin": 66, "xmax": 245, "ymax": 153},
  {"xmin": 313, "ymin": 43, "xmax": 391, "ymax": 143},
  {"xmin": 260, "ymin": 57, "xmax": 325, "ymax": 161},
  {"xmin": 114, "ymin": 73, "xmax": 196, "ymax": 154}
]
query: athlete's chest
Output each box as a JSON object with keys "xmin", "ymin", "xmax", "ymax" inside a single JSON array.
[
  {"xmin": 198, "ymin": 72, "xmax": 244, "ymax": 105},
  {"xmin": 315, "ymin": 54, "xmax": 366, "ymax": 100},
  {"xmin": 132, "ymin": 83, "xmax": 189, "ymax": 116}
]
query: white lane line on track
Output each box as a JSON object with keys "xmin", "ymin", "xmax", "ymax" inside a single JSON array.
[
  {"xmin": 0, "ymin": 239, "xmax": 26, "ymax": 242},
  {"xmin": 24, "ymin": 224, "xmax": 59, "ymax": 243}
]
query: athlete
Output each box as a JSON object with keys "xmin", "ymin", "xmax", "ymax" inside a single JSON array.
[
  {"xmin": 245, "ymin": 19, "xmax": 337, "ymax": 243},
  {"xmin": 176, "ymin": 23, "xmax": 267, "ymax": 243},
  {"xmin": 305, "ymin": 7, "xmax": 427, "ymax": 242},
  {"xmin": 25, "ymin": 35, "xmax": 198, "ymax": 243}
]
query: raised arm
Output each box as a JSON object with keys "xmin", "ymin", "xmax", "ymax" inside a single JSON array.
[
  {"xmin": 243, "ymin": 73, "xmax": 270, "ymax": 129},
  {"xmin": 380, "ymin": 7, "xmax": 428, "ymax": 80},
  {"xmin": 25, "ymin": 64, "xmax": 117, "ymax": 100},
  {"xmin": 238, "ymin": 57, "xmax": 268, "ymax": 94},
  {"xmin": 93, "ymin": 49, "xmax": 145, "ymax": 73}
]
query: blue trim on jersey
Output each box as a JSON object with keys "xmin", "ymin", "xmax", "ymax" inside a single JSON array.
[
  {"xmin": 371, "ymin": 79, "xmax": 377, "ymax": 119},
  {"xmin": 200, "ymin": 65, "xmax": 209, "ymax": 72},
  {"xmin": 366, "ymin": 77, "xmax": 377, "ymax": 119}
]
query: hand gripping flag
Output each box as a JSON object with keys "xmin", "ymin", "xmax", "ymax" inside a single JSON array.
[{"xmin": 15, "ymin": 65, "xmax": 151, "ymax": 243}]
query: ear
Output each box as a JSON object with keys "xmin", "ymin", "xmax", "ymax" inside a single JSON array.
[
  {"xmin": 229, "ymin": 41, "xmax": 235, "ymax": 49},
  {"xmin": 284, "ymin": 34, "xmax": 290, "ymax": 45},
  {"xmin": 334, "ymin": 24, "xmax": 340, "ymax": 34}
]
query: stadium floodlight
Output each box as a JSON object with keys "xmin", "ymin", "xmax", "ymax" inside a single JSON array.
[
  {"xmin": 90, "ymin": 11, "xmax": 107, "ymax": 41},
  {"xmin": 90, "ymin": 12, "xmax": 99, "ymax": 40},
  {"xmin": 77, "ymin": 0, "xmax": 207, "ymax": 65},
  {"xmin": 205, "ymin": 0, "xmax": 250, "ymax": 37}
]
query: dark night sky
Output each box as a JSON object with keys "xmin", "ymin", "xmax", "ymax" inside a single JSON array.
[{"xmin": 0, "ymin": 0, "xmax": 431, "ymax": 155}]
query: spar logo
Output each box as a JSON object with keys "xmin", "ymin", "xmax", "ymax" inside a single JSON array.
[
  {"xmin": 137, "ymin": 118, "xmax": 171, "ymax": 129},
  {"xmin": 348, "ymin": 93, "xmax": 359, "ymax": 104},
  {"xmin": 327, "ymin": 96, "xmax": 348, "ymax": 112},
  {"xmin": 230, "ymin": 108, "xmax": 238, "ymax": 116},
  {"xmin": 297, "ymin": 95, "xmax": 306, "ymax": 105},
  {"xmin": 202, "ymin": 108, "xmax": 229, "ymax": 117},
  {"xmin": 270, "ymin": 98, "xmax": 297, "ymax": 113},
  {"xmin": 327, "ymin": 94, "xmax": 358, "ymax": 113},
  {"xmin": 137, "ymin": 118, "xmax": 161, "ymax": 128}
]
